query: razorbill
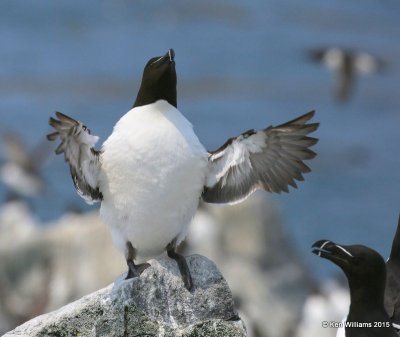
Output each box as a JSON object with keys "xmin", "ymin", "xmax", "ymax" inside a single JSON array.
[
  {"xmin": 310, "ymin": 47, "xmax": 384, "ymax": 102},
  {"xmin": 47, "ymin": 48, "xmax": 319, "ymax": 291},
  {"xmin": 385, "ymin": 215, "xmax": 400, "ymax": 331},
  {"xmin": 0, "ymin": 132, "xmax": 48, "ymax": 200},
  {"xmin": 312, "ymin": 240, "xmax": 397, "ymax": 337}
]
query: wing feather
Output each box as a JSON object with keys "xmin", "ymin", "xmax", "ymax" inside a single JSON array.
[
  {"xmin": 47, "ymin": 112, "xmax": 103, "ymax": 204},
  {"xmin": 202, "ymin": 110, "xmax": 319, "ymax": 204}
]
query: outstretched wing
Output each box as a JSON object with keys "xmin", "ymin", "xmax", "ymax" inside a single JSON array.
[
  {"xmin": 202, "ymin": 110, "xmax": 319, "ymax": 204},
  {"xmin": 47, "ymin": 112, "xmax": 103, "ymax": 204},
  {"xmin": 354, "ymin": 52, "xmax": 385, "ymax": 75}
]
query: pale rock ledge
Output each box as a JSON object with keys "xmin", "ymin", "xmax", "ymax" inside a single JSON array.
[{"xmin": 3, "ymin": 254, "xmax": 247, "ymax": 337}]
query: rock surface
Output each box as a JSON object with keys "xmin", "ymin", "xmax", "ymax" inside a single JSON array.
[
  {"xmin": 0, "ymin": 203, "xmax": 126, "ymax": 333},
  {"xmin": 3, "ymin": 255, "xmax": 247, "ymax": 337},
  {"xmin": 186, "ymin": 194, "xmax": 312, "ymax": 337}
]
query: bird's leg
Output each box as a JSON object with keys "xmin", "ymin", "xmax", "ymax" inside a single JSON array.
[
  {"xmin": 167, "ymin": 242, "xmax": 193, "ymax": 291},
  {"xmin": 126, "ymin": 260, "xmax": 150, "ymax": 279},
  {"xmin": 125, "ymin": 241, "xmax": 150, "ymax": 280}
]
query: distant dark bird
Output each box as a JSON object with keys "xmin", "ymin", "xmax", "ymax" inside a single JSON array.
[
  {"xmin": 47, "ymin": 48, "xmax": 319, "ymax": 291},
  {"xmin": 312, "ymin": 240, "xmax": 397, "ymax": 337},
  {"xmin": 385, "ymin": 215, "xmax": 400, "ymax": 331},
  {"xmin": 0, "ymin": 132, "xmax": 49, "ymax": 200},
  {"xmin": 310, "ymin": 47, "xmax": 384, "ymax": 102}
]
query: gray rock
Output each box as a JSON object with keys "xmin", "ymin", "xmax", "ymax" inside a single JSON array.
[
  {"xmin": 3, "ymin": 255, "xmax": 247, "ymax": 337},
  {"xmin": 186, "ymin": 194, "xmax": 312, "ymax": 337},
  {"xmin": 0, "ymin": 205, "xmax": 126, "ymax": 334}
]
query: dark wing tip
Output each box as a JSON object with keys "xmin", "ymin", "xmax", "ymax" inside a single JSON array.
[
  {"xmin": 277, "ymin": 110, "xmax": 317, "ymax": 128},
  {"xmin": 48, "ymin": 111, "xmax": 81, "ymax": 153},
  {"xmin": 298, "ymin": 148, "xmax": 317, "ymax": 160},
  {"xmin": 55, "ymin": 111, "xmax": 66, "ymax": 118},
  {"xmin": 288, "ymin": 179, "xmax": 298, "ymax": 189},
  {"xmin": 46, "ymin": 132, "xmax": 59, "ymax": 141},
  {"xmin": 307, "ymin": 109, "xmax": 316, "ymax": 116},
  {"xmin": 49, "ymin": 111, "xmax": 79, "ymax": 129},
  {"xmin": 55, "ymin": 142, "xmax": 65, "ymax": 155},
  {"xmin": 307, "ymin": 122, "xmax": 320, "ymax": 132},
  {"xmin": 49, "ymin": 117, "xmax": 62, "ymax": 128},
  {"xmin": 304, "ymin": 136, "xmax": 319, "ymax": 147},
  {"xmin": 297, "ymin": 110, "xmax": 316, "ymax": 124},
  {"xmin": 55, "ymin": 111, "xmax": 78, "ymax": 125}
]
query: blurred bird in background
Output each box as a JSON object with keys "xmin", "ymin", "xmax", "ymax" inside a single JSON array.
[
  {"xmin": 0, "ymin": 133, "xmax": 50, "ymax": 201},
  {"xmin": 309, "ymin": 47, "xmax": 384, "ymax": 102}
]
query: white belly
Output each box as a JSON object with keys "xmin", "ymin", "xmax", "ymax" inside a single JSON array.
[{"xmin": 99, "ymin": 100, "xmax": 207, "ymax": 262}]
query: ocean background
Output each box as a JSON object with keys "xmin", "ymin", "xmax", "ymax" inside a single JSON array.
[{"xmin": 0, "ymin": 0, "xmax": 399, "ymax": 280}]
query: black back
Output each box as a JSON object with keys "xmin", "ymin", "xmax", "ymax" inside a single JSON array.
[
  {"xmin": 385, "ymin": 215, "xmax": 400, "ymax": 328},
  {"xmin": 340, "ymin": 246, "xmax": 396, "ymax": 337},
  {"xmin": 133, "ymin": 49, "xmax": 177, "ymax": 108}
]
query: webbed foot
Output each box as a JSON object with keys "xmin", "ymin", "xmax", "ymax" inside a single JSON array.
[{"xmin": 125, "ymin": 260, "xmax": 151, "ymax": 279}]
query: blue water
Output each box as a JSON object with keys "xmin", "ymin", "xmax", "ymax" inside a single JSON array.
[{"xmin": 0, "ymin": 0, "xmax": 399, "ymax": 279}]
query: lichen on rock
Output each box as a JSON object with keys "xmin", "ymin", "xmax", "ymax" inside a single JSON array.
[{"xmin": 3, "ymin": 255, "xmax": 247, "ymax": 337}]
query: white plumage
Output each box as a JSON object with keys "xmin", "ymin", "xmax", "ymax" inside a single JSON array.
[{"xmin": 99, "ymin": 100, "xmax": 208, "ymax": 261}]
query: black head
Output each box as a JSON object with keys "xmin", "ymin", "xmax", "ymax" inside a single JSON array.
[
  {"xmin": 133, "ymin": 48, "xmax": 177, "ymax": 108},
  {"xmin": 313, "ymin": 240, "xmax": 397, "ymax": 335},
  {"xmin": 312, "ymin": 240, "xmax": 386, "ymax": 287}
]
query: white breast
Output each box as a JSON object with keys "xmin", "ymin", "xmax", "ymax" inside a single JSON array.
[{"xmin": 99, "ymin": 100, "xmax": 208, "ymax": 261}]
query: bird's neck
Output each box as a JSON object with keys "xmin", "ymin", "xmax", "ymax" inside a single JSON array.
[
  {"xmin": 348, "ymin": 278, "xmax": 386, "ymax": 312},
  {"xmin": 133, "ymin": 86, "xmax": 177, "ymax": 109}
]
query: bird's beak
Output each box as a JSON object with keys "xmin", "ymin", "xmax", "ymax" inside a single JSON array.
[
  {"xmin": 312, "ymin": 239, "xmax": 354, "ymax": 266},
  {"xmin": 167, "ymin": 48, "xmax": 175, "ymax": 62},
  {"xmin": 150, "ymin": 49, "xmax": 175, "ymax": 66}
]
